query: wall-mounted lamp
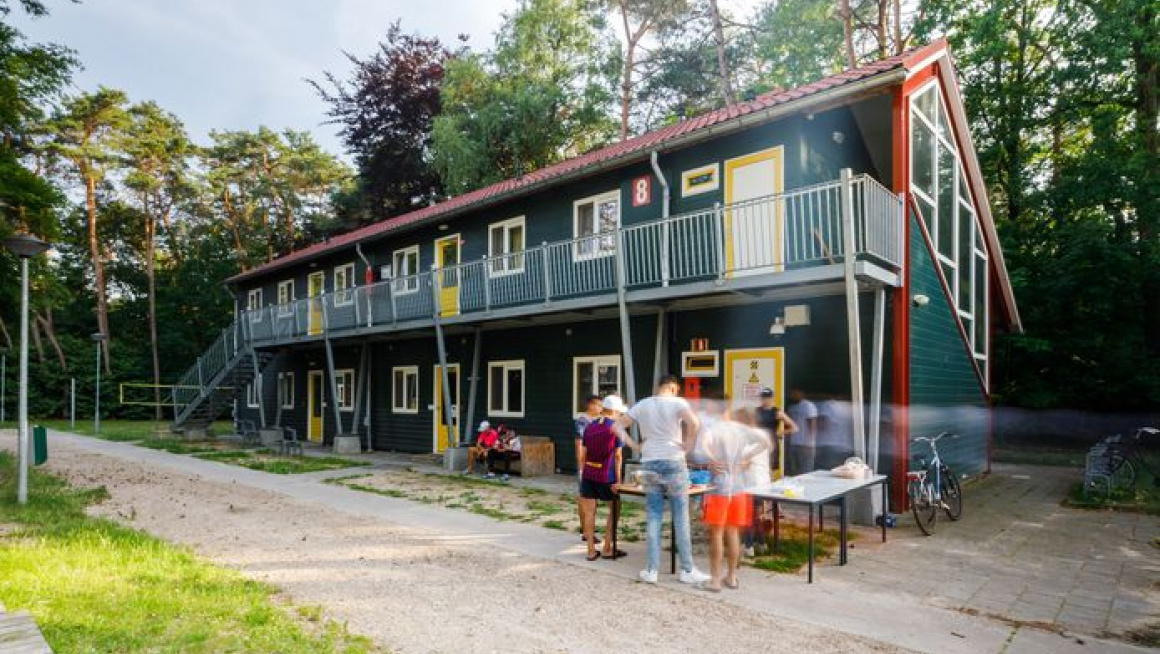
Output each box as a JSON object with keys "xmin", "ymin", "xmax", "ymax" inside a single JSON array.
[
  {"xmin": 438, "ymin": 223, "xmax": 449, "ymax": 231},
  {"xmin": 912, "ymin": 294, "xmax": 930, "ymax": 307},
  {"xmin": 831, "ymin": 130, "xmax": 845, "ymax": 145},
  {"xmin": 768, "ymin": 316, "xmax": 786, "ymax": 336}
]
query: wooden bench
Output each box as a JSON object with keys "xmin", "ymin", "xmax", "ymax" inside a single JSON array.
[{"xmin": 508, "ymin": 436, "xmax": 555, "ymax": 478}]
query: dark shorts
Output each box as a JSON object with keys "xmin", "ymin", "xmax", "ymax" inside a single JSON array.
[{"xmin": 579, "ymin": 479, "xmax": 617, "ymax": 502}]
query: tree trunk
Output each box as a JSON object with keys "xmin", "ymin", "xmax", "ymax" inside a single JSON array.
[
  {"xmin": 36, "ymin": 311, "xmax": 67, "ymax": 370},
  {"xmin": 30, "ymin": 316, "xmax": 44, "ymax": 363},
  {"xmin": 708, "ymin": 0, "xmax": 735, "ymax": 105},
  {"xmin": 0, "ymin": 314, "xmax": 11, "ymax": 349},
  {"xmin": 1131, "ymin": 2, "xmax": 1159, "ymax": 354},
  {"xmin": 840, "ymin": 0, "xmax": 857, "ymax": 68},
  {"xmin": 892, "ymin": 0, "xmax": 903, "ymax": 54},
  {"xmin": 877, "ymin": 0, "xmax": 888, "ymax": 58},
  {"xmin": 147, "ymin": 213, "xmax": 163, "ymax": 421},
  {"xmin": 85, "ymin": 172, "xmax": 111, "ymax": 373}
]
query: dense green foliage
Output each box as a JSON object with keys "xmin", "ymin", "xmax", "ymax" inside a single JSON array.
[{"xmin": 0, "ymin": 0, "xmax": 1156, "ymax": 421}]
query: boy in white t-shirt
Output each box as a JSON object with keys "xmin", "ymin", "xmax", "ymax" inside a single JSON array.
[{"xmin": 616, "ymin": 375, "xmax": 710, "ymax": 585}]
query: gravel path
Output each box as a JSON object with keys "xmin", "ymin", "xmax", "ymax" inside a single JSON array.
[{"xmin": 7, "ymin": 435, "xmax": 912, "ymax": 654}]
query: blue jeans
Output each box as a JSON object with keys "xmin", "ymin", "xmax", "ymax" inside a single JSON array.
[{"xmin": 642, "ymin": 459, "xmax": 695, "ymax": 573}]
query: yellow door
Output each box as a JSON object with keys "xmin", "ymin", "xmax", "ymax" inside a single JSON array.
[
  {"xmin": 434, "ymin": 235, "xmax": 460, "ymax": 317},
  {"xmin": 433, "ymin": 364, "xmax": 460, "ymax": 452},
  {"xmin": 307, "ymin": 370, "xmax": 324, "ymax": 443},
  {"xmin": 308, "ymin": 272, "xmax": 325, "ymax": 335},
  {"xmin": 724, "ymin": 146, "xmax": 785, "ymax": 276}
]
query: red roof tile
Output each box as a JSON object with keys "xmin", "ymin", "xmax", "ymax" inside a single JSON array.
[{"xmin": 228, "ymin": 45, "xmax": 934, "ymax": 285}]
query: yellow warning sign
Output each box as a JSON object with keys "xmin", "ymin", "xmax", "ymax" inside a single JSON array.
[{"xmin": 748, "ymin": 372, "xmax": 760, "ymax": 383}]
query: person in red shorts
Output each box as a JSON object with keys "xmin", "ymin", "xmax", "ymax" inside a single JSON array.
[
  {"xmin": 699, "ymin": 406, "xmax": 769, "ymax": 591},
  {"xmin": 465, "ymin": 420, "xmax": 499, "ymax": 475}
]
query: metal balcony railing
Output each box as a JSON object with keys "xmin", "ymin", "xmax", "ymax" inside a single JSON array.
[{"xmin": 235, "ymin": 173, "xmax": 902, "ymax": 345}]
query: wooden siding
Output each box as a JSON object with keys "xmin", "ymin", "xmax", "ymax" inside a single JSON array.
[{"xmin": 907, "ymin": 211, "xmax": 988, "ymax": 475}]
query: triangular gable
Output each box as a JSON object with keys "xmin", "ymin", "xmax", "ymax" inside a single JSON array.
[{"xmin": 903, "ymin": 42, "xmax": 1022, "ymax": 334}]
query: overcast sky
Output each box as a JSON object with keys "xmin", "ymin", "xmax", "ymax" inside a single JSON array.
[{"xmin": 10, "ymin": 0, "xmax": 759, "ymax": 159}]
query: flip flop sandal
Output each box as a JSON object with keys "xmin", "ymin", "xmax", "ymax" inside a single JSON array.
[
  {"xmin": 602, "ymin": 549, "xmax": 627, "ymax": 559},
  {"xmin": 724, "ymin": 579, "xmax": 739, "ymax": 590},
  {"xmin": 697, "ymin": 582, "xmax": 722, "ymax": 593},
  {"xmin": 586, "ymin": 552, "xmax": 602, "ymax": 561}
]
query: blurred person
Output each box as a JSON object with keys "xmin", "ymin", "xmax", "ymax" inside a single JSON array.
[
  {"xmin": 579, "ymin": 395, "xmax": 627, "ymax": 561},
  {"xmin": 487, "ymin": 425, "xmax": 522, "ymax": 480},
  {"xmin": 755, "ymin": 388, "xmax": 798, "ymax": 477},
  {"xmin": 731, "ymin": 407, "xmax": 774, "ymax": 557},
  {"xmin": 574, "ymin": 395, "xmax": 604, "ymax": 544},
  {"xmin": 616, "ymin": 375, "xmax": 710, "ymax": 585},
  {"xmin": 465, "ymin": 420, "xmax": 499, "ymax": 475},
  {"xmin": 817, "ymin": 394, "xmax": 854, "ymax": 469},
  {"xmin": 787, "ymin": 389, "xmax": 819, "ymax": 474},
  {"xmin": 699, "ymin": 407, "xmax": 771, "ymax": 591}
]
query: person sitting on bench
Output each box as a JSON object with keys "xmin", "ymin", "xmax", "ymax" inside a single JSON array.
[
  {"xmin": 466, "ymin": 421, "xmax": 499, "ymax": 475},
  {"xmin": 487, "ymin": 425, "xmax": 522, "ymax": 479}
]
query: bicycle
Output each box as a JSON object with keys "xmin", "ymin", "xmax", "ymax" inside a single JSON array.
[
  {"xmin": 1104, "ymin": 427, "xmax": 1159, "ymax": 489},
  {"xmin": 906, "ymin": 432, "xmax": 963, "ymax": 536}
]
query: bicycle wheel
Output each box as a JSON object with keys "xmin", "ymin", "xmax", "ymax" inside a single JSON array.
[
  {"xmin": 1109, "ymin": 456, "xmax": 1136, "ymax": 489},
  {"xmin": 940, "ymin": 468, "xmax": 963, "ymax": 521},
  {"xmin": 909, "ymin": 479, "xmax": 937, "ymax": 535}
]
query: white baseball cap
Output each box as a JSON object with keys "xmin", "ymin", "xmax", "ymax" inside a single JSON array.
[
  {"xmin": 478, "ymin": 420, "xmax": 491, "ymax": 430},
  {"xmin": 600, "ymin": 395, "xmax": 628, "ymax": 413}
]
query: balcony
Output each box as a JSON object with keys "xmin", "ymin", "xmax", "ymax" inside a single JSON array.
[{"xmin": 241, "ymin": 172, "xmax": 903, "ymax": 347}]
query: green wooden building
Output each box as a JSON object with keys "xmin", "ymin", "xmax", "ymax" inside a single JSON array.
[{"xmin": 171, "ymin": 40, "xmax": 1021, "ymax": 508}]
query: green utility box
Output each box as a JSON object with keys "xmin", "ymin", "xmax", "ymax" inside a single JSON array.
[{"xmin": 33, "ymin": 425, "xmax": 47, "ymax": 465}]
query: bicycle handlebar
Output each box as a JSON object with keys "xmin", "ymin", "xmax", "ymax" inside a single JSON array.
[{"xmin": 913, "ymin": 431, "xmax": 958, "ymax": 443}]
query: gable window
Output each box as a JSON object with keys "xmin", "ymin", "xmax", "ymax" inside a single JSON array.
[
  {"xmin": 277, "ymin": 372, "xmax": 295, "ymax": 409},
  {"xmin": 392, "ymin": 246, "xmax": 420, "ymax": 294},
  {"xmin": 246, "ymin": 288, "xmax": 263, "ymax": 323},
  {"xmin": 489, "ymin": 216, "xmax": 526, "ymax": 275},
  {"xmin": 392, "ymin": 366, "xmax": 419, "ymax": 414},
  {"xmin": 910, "ymin": 79, "xmax": 989, "ymax": 387},
  {"xmin": 488, "ymin": 360, "xmax": 525, "ymax": 417},
  {"xmin": 335, "ymin": 369, "xmax": 355, "ymax": 411},
  {"xmin": 334, "ymin": 263, "xmax": 355, "ymax": 306},
  {"xmin": 573, "ymin": 190, "xmax": 620, "ymax": 260},
  {"xmin": 277, "ymin": 280, "xmax": 295, "ymax": 316}
]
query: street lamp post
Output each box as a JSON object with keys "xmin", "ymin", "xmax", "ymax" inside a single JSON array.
[
  {"xmin": 91, "ymin": 332, "xmax": 107, "ymax": 435},
  {"xmin": 1, "ymin": 346, "xmax": 8, "ymax": 424},
  {"xmin": 4, "ymin": 233, "xmax": 52, "ymax": 505}
]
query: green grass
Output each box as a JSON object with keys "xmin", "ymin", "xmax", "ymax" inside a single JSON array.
[
  {"xmin": 29, "ymin": 419, "xmax": 233, "ymax": 443},
  {"xmin": 136, "ymin": 439, "xmax": 223, "ymax": 455},
  {"xmin": 1064, "ymin": 453, "xmax": 1160, "ymax": 515},
  {"xmin": 746, "ymin": 524, "xmax": 841, "ymax": 573},
  {"xmin": 0, "ymin": 452, "xmax": 379, "ymax": 654},
  {"xmin": 193, "ymin": 450, "xmax": 364, "ymax": 474},
  {"xmin": 541, "ymin": 519, "xmax": 568, "ymax": 530}
]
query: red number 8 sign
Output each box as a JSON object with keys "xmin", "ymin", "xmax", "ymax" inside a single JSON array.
[{"xmin": 632, "ymin": 175, "xmax": 652, "ymax": 207}]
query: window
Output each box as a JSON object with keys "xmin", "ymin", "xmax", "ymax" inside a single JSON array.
[
  {"xmin": 246, "ymin": 288, "xmax": 263, "ymax": 323},
  {"xmin": 392, "ymin": 366, "xmax": 419, "ymax": 413},
  {"xmin": 392, "ymin": 246, "xmax": 420, "ymax": 294},
  {"xmin": 572, "ymin": 356, "xmax": 621, "ymax": 413},
  {"xmin": 334, "ymin": 263, "xmax": 355, "ymax": 306},
  {"xmin": 277, "ymin": 280, "xmax": 295, "ymax": 316},
  {"xmin": 334, "ymin": 369, "xmax": 355, "ymax": 411},
  {"xmin": 489, "ymin": 216, "xmax": 526, "ymax": 275},
  {"xmin": 573, "ymin": 190, "xmax": 620, "ymax": 259},
  {"xmin": 488, "ymin": 360, "xmax": 525, "ymax": 417},
  {"xmin": 910, "ymin": 79, "xmax": 990, "ymax": 386},
  {"xmin": 277, "ymin": 372, "xmax": 295, "ymax": 409},
  {"xmin": 246, "ymin": 382, "xmax": 259, "ymax": 408}
]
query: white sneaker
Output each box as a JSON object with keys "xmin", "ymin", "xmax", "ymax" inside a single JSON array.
[
  {"xmin": 679, "ymin": 568, "xmax": 711, "ymax": 585},
  {"xmin": 638, "ymin": 569, "xmax": 658, "ymax": 584},
  {"xmin": 744, "ymin": 545, "xmax": 755, "ymax": 558}
]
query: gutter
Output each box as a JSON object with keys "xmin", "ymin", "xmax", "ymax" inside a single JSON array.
[
  {"xmin": 229, "ymin": 68, "xmax": 906, "ymax": 285},
  {"xmin": 650, "ymin": 150, "xmax": 671, "ymax": 287}
]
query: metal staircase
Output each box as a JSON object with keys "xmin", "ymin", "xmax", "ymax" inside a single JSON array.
[{"xmin": 171, "ymin": 321, "xmax": 272, "ymax": 431}]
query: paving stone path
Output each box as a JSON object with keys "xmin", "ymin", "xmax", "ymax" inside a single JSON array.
[
  {"xmin": 0, "ymin": 601, "xmax": 53, "ymax": 654},
  {"xmin": 821, "ymin": 463, "xmax": 1160, "ymax": 638}
]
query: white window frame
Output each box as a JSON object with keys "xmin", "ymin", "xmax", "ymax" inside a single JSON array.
[
  {"xmin": 392, "ymin": 366, "xmax": 419, "ymax": 414},
  {"xmin": 277, "ymin": 280, "xmax": 295, "ymax": 317},
  {"xmin": 246, "ymin": 382, "xmax": 259, "ymax": 409},
  {"xmin": 488, "ymin": 216, "xmax": 526, "ymax": 276},
  {"xmin": 572, "ymin": 190, "xmax": 620, "ymax": 261},
  {"xmin": 247, "ymin": 288, "xmax": 263, "ymax": 323},
  {"xmin": 487, "ymin": 360, "xmax": 526, "ymax": 418},
  {"xmin": 571, "ymin": 355, "xmax": 622, "ymax": 413},
  {"xmin": 333, "ymin": 263, "xmax": 355, "ymax": 306},
  {"xmin": 335, "ymin": 368, "xmax": 355, "ymax": 412},
  {"xmin": 392, "ymin": 246, "xmax": 420, "ymax": 295},
  {"xmin": 277, "ymin": 372, "xmax": 295, "ymax": 409}
]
